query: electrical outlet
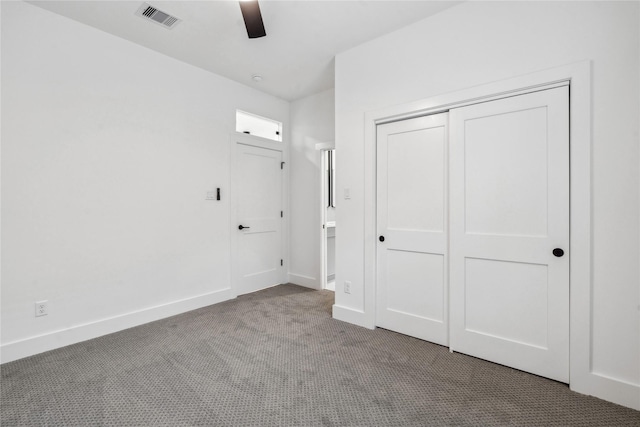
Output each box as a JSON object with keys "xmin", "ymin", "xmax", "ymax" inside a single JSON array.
[
  {"xmin": 344, "ymin": 281, "xmax": 351, "ymax": 294},
  {"xmin": 35, "ymin": 300, "xmax": 48, "ymax": 317}
]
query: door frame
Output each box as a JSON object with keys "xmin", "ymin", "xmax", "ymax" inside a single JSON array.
[
  {"xmin": 320, "ymin": 148, "xmax": 328, "ymax": 290},
  {"xmin": 361, "ymin": 61, "xmax": 595, "ymax": 395},
  {"xmin": 230, "ymin": 132, "xmax": 289, "ymax": 297},
  {"xmin": 316, "ymin": 142, "xmax": 335, "ymax": 291}
]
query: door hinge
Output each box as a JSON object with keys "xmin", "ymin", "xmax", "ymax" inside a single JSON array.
[
  {"xmin": 281, "ymin": 161, "xmax": 285, "ymax": 169},
  {"xmin": 280, "ymin": 259, "xmax": 283, "ymax": 266}
]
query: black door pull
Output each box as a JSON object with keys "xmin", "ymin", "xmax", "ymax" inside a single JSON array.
[
  {"xmin": 379, "ymin": 236, "xmax": 385, "ymax": 242},
  {"xmin": 553, "ymin": 248, "xmax": 564, "ymax": 257},
  {"xmin": 238, "ymin": 225, "xmax": 250, "ymax": 230}
]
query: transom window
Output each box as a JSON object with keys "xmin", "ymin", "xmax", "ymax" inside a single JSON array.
[{"xmin": 236, "ymin": 110, "xmax": 282, "ymax": 142}]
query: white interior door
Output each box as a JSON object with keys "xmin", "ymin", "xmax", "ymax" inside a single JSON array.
[
  {"xmin": 234, "ymin": 141, "xmax": 284, "ymax": 295},
  {"xmin": 449, "ymin": 86, "xmax": 569, "ymax": 382},
  {"xmin": 376, "ymin": 113, "xmax": 449, "ymax": 345}
]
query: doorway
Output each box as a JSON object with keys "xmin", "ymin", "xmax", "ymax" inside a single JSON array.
[{"xmin": 322, "ymin": 149, "xmax": 336, "ymax": 291}]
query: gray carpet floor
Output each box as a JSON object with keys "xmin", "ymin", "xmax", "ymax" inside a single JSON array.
[{"xmin": 2, "ymin": 284, "xmax": 639, "ymax": 426}]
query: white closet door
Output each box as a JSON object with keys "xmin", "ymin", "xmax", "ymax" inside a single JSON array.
[
  {"xmin": 449, "ymin": 87, "xmax": 569, "ymax": 382},
  {"xmin": 376, "ymin": 113, "xmax": 449, "ymax": 346}
]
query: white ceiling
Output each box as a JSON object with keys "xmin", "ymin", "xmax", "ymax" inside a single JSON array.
[{"xmin": 29, "ymin": 1, "xmax": 461, "ymax": 101}]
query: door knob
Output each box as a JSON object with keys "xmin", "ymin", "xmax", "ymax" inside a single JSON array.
[
  {"xmin": 553, "ymin": 248, "xmax": 564, "ymax": 257},
  {"xmin": 238, "ymin": 225, "xmax": 250, "ymax": 230},
  {"xmin": 379, "ymin": 236, "xmax": 385, "ymax": 242}
]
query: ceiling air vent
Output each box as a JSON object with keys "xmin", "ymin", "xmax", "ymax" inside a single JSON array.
[{"xmin": 135, "ymin": 3, "xmax": 181, "ymax": 29}]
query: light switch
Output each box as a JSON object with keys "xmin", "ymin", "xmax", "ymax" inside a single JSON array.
[{"xmin": 344, "ymin": 188, "xmax": 351, "ymax": 199}]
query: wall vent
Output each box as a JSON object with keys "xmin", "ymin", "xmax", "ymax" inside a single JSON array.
[{"xmin": 136, "ymin": 3, "xmax": 181, "ymax": 29}]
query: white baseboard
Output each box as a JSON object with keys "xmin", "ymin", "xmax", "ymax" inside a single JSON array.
[
  {"xmin": 332, "ymin": 304, "xmax": 374, "ymax": 329},
  {"xmin": 0, "ymin": 288, "xmax": 235, "ymax": 364},
  {"xmin": 288, "ymin": 273, "xmax": 319, "ymax": 290},
  {"xmin": 572, "ymin": 372, "xmax": 640, "ymax": 411}
]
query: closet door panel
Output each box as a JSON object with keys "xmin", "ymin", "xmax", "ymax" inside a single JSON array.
[
  {"xmin": 376, "ymin": 113, "xmax": 449, "ymax": 345},
  {"xmin": 449, "ymin": 86, "xmax": 569, "ymax": 383}
]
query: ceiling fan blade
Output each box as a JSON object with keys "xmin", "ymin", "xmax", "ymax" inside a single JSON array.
[{"xmin": 239, "ymin": 1, "xmax": 266, "ymax": 39}]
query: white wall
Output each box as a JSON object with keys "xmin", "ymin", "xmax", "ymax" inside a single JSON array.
[
  {"xmin": 288, "ymin": 89, "xmax": 335, "ymax": 288},
  {"xmin": 1, "ymin": 1, "xmax": 288, "ymax": 362},
  {"xmin": 334, "ymin": 1, "xmax": 639, "ymax": 409}
]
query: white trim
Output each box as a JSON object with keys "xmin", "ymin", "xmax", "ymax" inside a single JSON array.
[
  {"xmin": 332, "ymin": 305, "xmax": 372, "ymax": 329},
  {"xmin": 320, "ymin": 149, "xmax": 328, "ymax": 290},
  {"xmin": 362, "ymin": 61, "xmax": 637, "ymax": 410},
  {"xmin": 288, "ymin": 273, "xmax": 319, "ymax": 290},
  {"xmin": 1, "ymin": 288, "xmax": 235, "ymax": 364},
  {"xmin": 315, "ymin": 142, "xmax": 335, "ymax": 151},
  {"xmin": 581, "ymin": 372, "xmax": 640, "ymax": 410},
  {"xmin": 282, "ymin": 137, "xmax": 291, "ymax": 288},
  {"xmin": 316, "ymin": 144, "xmax": 336, "ymax": 292},
  {"xmin": 230, "ymin": 132, "xmax": 289, "ymax": 296},
  {"xmin": 566, "ymin": 67, "xmax": 640, "ymax": 410},
  {"xmin": 231, "ymin": 131, "xmax": 287, "ymax": 156},
  {"xmin": 374, "ymin": 80, "xmax": 570, "ymax": 126}
]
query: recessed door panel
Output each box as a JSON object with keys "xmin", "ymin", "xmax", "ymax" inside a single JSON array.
[
  {"xmin": 386, "ymin": 250, "xmax": 444, "ymax": 322},
  {"xmin": 238, "ymin": 149, "xmax": 281, "ymax": 220},
  {"xmin": 387, "ymin": 127, "xmax": 445, "ymax": 232},
  {"xmin": 239, "ymin": 231, "xmax": 279, "ymax": 278},
  {"xmin": 464, "ymin": 107, "xmax": 548, "ymax": 237},
  {"xmin": 464, "ymin": 257, "xmax": 548, "ymax": 348}
]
